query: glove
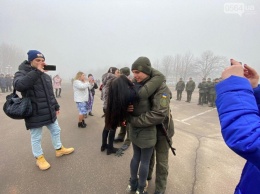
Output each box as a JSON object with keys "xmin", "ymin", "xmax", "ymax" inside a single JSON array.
[{"xmin": 115, "ymin": 148, "xmax": 124, "ymax": 157}]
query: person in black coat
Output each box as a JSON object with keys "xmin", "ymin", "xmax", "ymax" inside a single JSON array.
[{"xmin": 13, "ymin": 50, "xmax": 74, "ymax": 171}]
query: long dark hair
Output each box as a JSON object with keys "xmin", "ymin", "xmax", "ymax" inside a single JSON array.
[
  {"xmin": 107, "ymin": 67, "xmax": 118, "ymax": 74},
  {"xmin": 105, "ymin": 75, "xmax": 137, "ymax": 129}
]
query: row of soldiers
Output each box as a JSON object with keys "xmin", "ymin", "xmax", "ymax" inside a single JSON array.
[
  {"xmin": 0, "ymin": 73, "xmax": 13, "ymax": 93},
  {"xmin": 175, "ymin": 77, "xmax": 220, "ymax": 107}
]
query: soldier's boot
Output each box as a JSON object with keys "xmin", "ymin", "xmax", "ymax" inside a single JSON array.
[
  {"xmin": 36, "ymin": 155, "xmax": 50, "ymax": 170},
  {"xmin": 107, "ymin": 130, "xmax": 119, "ymax": 155},
  {"xmin": 126, "ymin": 178, "xmax": 138, "ymax": 193},
  {"xmin": 56, "ymin": 146, "xmax": 74, "ymax": 157},
  {"xmin": 154, "ymin": 191, "xmax": 165, "ymax": 194}
]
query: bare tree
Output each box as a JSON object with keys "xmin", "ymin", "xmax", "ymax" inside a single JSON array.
[
  {"xmin": 161, "ymin": 55, "xmax": 174, "ymax": 80},
  {"xmin": 172, "ymin": 54, "xmax": 182, "ymax": 82},
  {"xmin": 0, "ymin": 43, "xmax": 24, "ymax": 74},
  {"xmin": 152, "ymin": 58, "xmax": 160, "ymax": 71},
  {"xmin": 180, "ymin": 51, "xmax": 194, "ymax": 81},
  {"xmin": 194, "ymin": 50, "xmax": 227, "ymax": 79}
]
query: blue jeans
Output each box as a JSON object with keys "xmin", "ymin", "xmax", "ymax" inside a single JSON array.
[
  {"xmin": 130, "ymin": 144, "xmax": 154, "ymax": 188},
  {"xmin": 30, "ymin": 119, "xmax": 62, "ymax": 158}
]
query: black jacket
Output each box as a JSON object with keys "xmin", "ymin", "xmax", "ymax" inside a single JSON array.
[
  {"xmin": 90, "ymin": 82, "xmax": 98, "ymax": 96},
  {"xmin": 13, "ymin": 60, "xmax": 59, "ymax": 129}
]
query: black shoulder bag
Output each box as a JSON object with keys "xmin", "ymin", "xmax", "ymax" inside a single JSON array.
[{"xmin": 3, "ymin": 89, "xmax": 33, "ymax": 119}]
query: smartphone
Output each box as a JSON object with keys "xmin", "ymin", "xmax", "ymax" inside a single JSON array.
[
  {"xmin": 231, "ymin": 61, "xmax": 242, "ymax": 66},
  {"xmin": 44, "ymin": 65, "xmax": 56, "ymax": 71}
]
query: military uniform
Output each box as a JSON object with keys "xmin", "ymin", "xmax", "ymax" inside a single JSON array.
[
  {"xmin": 205, "ymin": 78, "xmax": 212, "ymax": 104},
  {"xmin": 130, "ymin": 80, "xmax": 174, "ymax": 194},
  {"xmin": 208, "ymin": 78, "xmax": 219, "ymax": 107},
  {"xmin": 198, "ymin": 78, "xmax": 207, "ymax": 105},
  {"xmin": 185, "ymin": 78, "xmax": 195, "ymax": 102},
  {"xmin": 115, "ymin": 68, "xmax": 165, "ymax": 148},
  {"xmin": 126, "ymin": 56, "xmax": 174, "ymax": 194},
  {"xmin": 175, "ymin": 78, "xmax": 185, "ymax": 100}
]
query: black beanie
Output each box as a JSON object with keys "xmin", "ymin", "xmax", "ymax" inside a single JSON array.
[
  {"xmin": 120, "ymin": 67, "xmax": 130, "ymax": 76},
  {"xmin": 131, "ymin": 57, "xmax": 152, "ymax": 75}
]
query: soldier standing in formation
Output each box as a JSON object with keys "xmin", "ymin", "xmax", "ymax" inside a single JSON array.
[
  {"xmin": 185, "ymin": 77, "xmax": 195, "ymax": 103},
  {"xmin": 175, "ymin": 78, "xmax": 185, "ymax": 101},
  {"xmin": 197, "ymin": 78, "xmax": 207, "ymax": 105},
  {"xmin": 205, "ymin": 78, "xmax": 212, "ymax": 104},
  {"xmin": 208, "ymin": 78, "xmax": 219, "ymax": 107}
]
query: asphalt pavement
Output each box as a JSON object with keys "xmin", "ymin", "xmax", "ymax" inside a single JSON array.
[{"xmin": 0, "ymin": 83, "xmax": 244, "ymax": 194}]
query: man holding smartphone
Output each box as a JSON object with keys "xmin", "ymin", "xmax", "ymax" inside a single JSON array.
[{"xmin": 13, "ymin": 50, "xmax": 74, "ymax": 171}]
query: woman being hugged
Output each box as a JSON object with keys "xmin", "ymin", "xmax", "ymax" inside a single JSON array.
[
  {"xmin": 101, "ymin": 67, "xmax": 120, "ymax": 155},
  {"xmin": 106, "ymin": 57, "xmax": 169, "ymax": 194},
  {"xmin": 73, "ymin": 71, "xmax": 94, "ymax": 128}
]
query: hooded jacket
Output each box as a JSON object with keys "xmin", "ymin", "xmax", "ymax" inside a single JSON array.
[
  {"xmin": 129, "ymin": 68, "xmax": 174, "ymax": 148},
  {"xmin": 216, "ymin": 76, "xmax": 260, "ymax": 194},
  {"xmin": 13, "ymin": 60, "xmax": 59, "ymax": 129}
]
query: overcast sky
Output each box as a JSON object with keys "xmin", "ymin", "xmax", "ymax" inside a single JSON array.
[{"xmin": 1, "ymin": 0, "xmax": 259, "ymax": 80}]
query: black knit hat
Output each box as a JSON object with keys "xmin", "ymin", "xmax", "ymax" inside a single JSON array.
[
  {"xmin": 131, "ymin": 57, "xmax": 152, "ymax": 75},
  {"xmin": 120, "ymin": 67, "xmax": 130, "ymax": 76}
]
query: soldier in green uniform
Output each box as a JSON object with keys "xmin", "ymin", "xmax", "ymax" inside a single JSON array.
[
  {"xmin": 185, "ymin": 77, "xmax": 196, "ymax": 103},
  {"xmin": 208, "ymin": 78, "xmax": 219, "ymax": 107},
  {"xmin": 197, "ymin": 78, "xmax": 207, "ymax": 105},
  {"xmin": 175, "ymin": 78, "xmax": 185, "ymax": 101},
  {"xmin": 205, "ymin": 78, "xmax": 212, "ymax": 104},
  {"xmin": 105, "ymin": 57, "xmax": 173, "ymax": 194},
  {"xmin": 129, "ymin": 57, "xmax": 174, "ymax": 194},
  {"xmin": 114, "ymin": 67, "xmax": 166, "ymax": 152}
]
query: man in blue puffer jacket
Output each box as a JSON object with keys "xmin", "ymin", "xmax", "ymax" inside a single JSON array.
[{"xmin": 216, "ymin": 59, "xmax": 260, "ymax": 194}]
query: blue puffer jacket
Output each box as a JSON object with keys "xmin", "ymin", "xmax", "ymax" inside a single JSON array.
[{"xmin": 216, "ymin": 76, "xmax": 260, "ymax": 194}]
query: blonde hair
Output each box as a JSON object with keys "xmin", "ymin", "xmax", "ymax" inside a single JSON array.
[{"xmin": 75, "ymin": 71, "xmax": 84, "ymax": 80}]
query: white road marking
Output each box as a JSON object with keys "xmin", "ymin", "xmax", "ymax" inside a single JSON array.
[{"xmin": 174, "ymin": 108, "xmax": 216, "ymax": 125}]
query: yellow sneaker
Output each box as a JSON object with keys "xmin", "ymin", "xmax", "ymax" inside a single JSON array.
[
  {"xmin": 56, "ymin": 146, "xmax": 74, "ymax": 157},
  {"xmin": 36, "ymin": 155, "xmax": 50, "ymax": 170}
]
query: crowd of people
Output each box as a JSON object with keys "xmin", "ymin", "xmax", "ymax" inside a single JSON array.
[
  {"xmin": 8, "ymin": 49, "xmax": 259, "ymax": 194},
  {"xmin": 0, "ymin": 73, "xmax": 13, "ymax": 93}
]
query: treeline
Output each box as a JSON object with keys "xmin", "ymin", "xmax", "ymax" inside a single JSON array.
[
  {"xmin": 0, "ymin": 43, "xmax": 228, "ymax": 83},
  {"xmin": 0, "ymin": 43, "xmax": 24, "ymax": 75},
  {"xmin": 152, "ymin": 51, "xmax": 228, "ymax": 83}
]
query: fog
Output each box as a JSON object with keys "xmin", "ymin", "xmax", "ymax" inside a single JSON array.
[{"xmin": 1, "ymin": 0, "xmax": 260, "ymax": 81}]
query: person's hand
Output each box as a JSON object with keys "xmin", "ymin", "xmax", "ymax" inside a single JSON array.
[
  {"xmin": 127, "ymin": 105, "xmax": 134, "ymax": 112},
  {"xmin": 121, "ymin": 121, "xmax": 127, "ymax": 127},
  {"xmin": 221, "ymin": 59, "xmax": 244, "ymax": 80},
  {"xmin": 88, "ymin": 76, "xmax": 94, "ymax": 83},
  {"xmin": 244, "ymin": 64, "xmax": 259, "ymax": 88},
  {"xmin": 37, "ymin": 62, "xmax": 46, "ymax": 72}
]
